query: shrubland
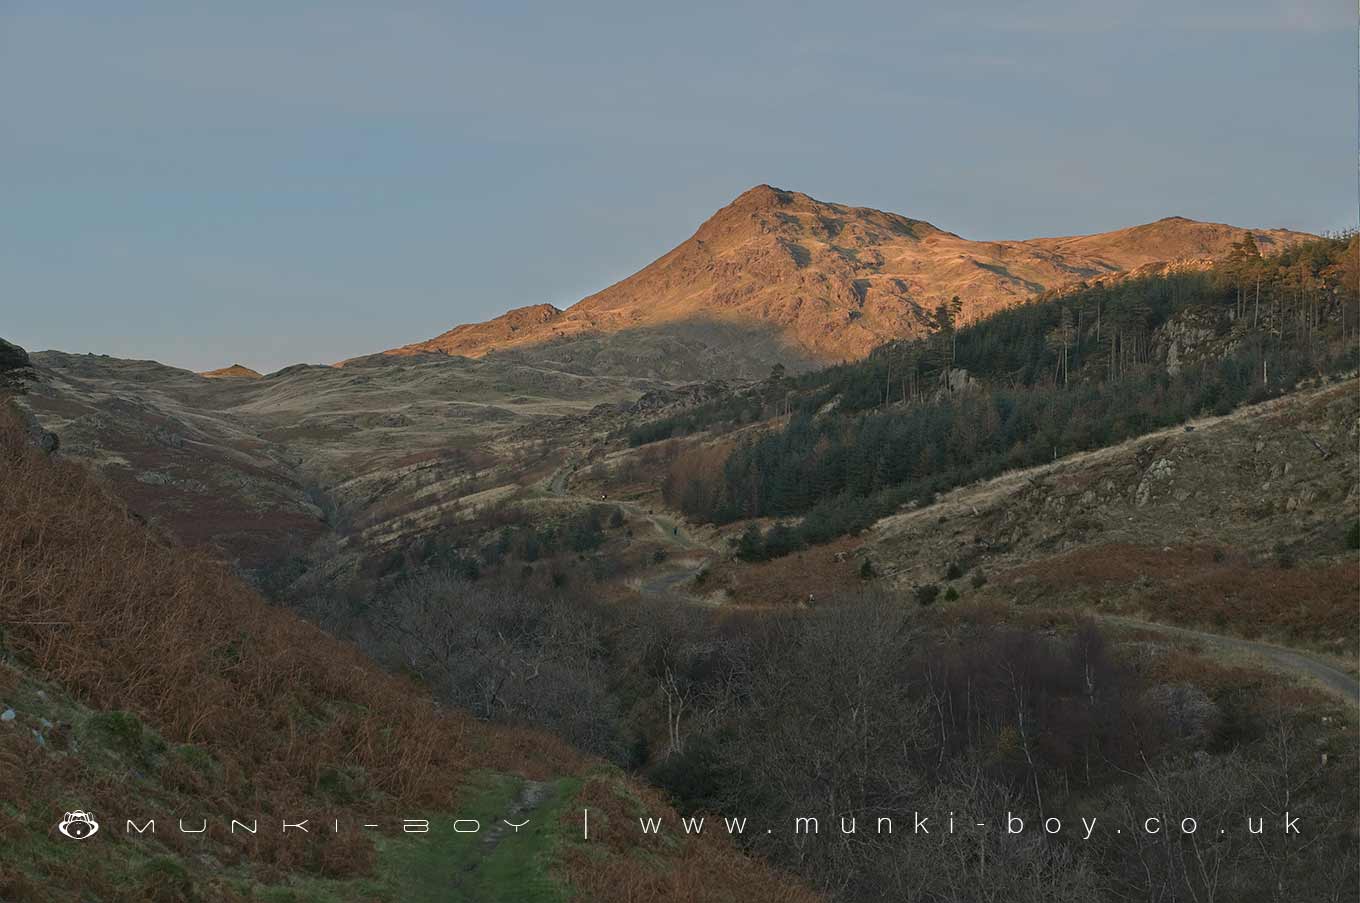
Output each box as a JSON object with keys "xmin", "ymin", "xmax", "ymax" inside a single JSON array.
[{"xmin": 300, "ymin": 556, "xmax": 1358, "ymax": 901}]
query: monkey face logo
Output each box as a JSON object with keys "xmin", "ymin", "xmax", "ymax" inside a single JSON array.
[{"xmin": 57, "ymin": 811, "xmax": 99, "ymax": 840}]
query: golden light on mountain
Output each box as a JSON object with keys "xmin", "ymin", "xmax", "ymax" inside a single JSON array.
[{"xmin": 367, "ymin": 185, "xmax": 1312, "ymax": 369}]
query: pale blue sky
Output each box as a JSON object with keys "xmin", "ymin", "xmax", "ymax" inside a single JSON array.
[{"xmin": 2, "ymin": 1, "xmax": 1354, "ymax": 373}]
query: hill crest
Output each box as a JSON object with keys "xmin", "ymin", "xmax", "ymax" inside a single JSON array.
[
  {"xmin": 199, "ymin": 363, "xmax": 262, "ymax": 379},
  {"xmin": 362, "ymin": 186, "xmax": 1313, "ymax": 371}
]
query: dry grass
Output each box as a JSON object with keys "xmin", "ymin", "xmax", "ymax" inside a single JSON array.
[{"xmin": 0, "ymin": 398, "xmax": 582, "ymax": 824}]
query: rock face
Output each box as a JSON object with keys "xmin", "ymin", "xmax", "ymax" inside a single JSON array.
[
  {"xmin": 944, "ymin": 368, "xmax": 976, "ymax": 394},
  {"xmin": 0, "ymin": 337, "xmax": 30, "ymax": 372},
  {"xmin": 1152, "ymin": 307, "xmax": 1232, "ymax": 376},
  {"xmin": 368, "ymin": 185, "xmax": 1314, "ymax": 376},
  {"xmin": 625, "ymin": 380, "xmax": 730, "ymax": 415}
]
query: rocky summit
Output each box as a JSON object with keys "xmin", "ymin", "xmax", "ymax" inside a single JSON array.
[{"xmin": 370, "ymin": 185, "xmax": 1313, "ymax": 376}]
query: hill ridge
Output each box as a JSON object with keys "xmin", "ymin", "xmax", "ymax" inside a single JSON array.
[{"xmin": 355, "ymin": 185, "xmax": 1313, "ymax": 374}]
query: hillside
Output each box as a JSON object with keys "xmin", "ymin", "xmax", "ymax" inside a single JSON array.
[
  {"xmin": 631, "ymin": 233, "xmax": 1356, "ymax": 557},
  {"xmin": 5, "ymin": 230, "xmax": 1356, "ymax": 901},
  {"xmin": 373, "ymin": 186, "xmax": 1313, "ymax": 375},
  {"xmin": 866, "ymin": 378, "xmax": 1360, "ymax": 656},
  {"xmin": 395, "ymin": 303, "xmax": 564, "ymax": 360},
  {"xmin": 16, "ymin": 349, "xmax": 666, "ymax": 569},
  {"xmin": 0, "ymin": 396, "xmax": 818, "ymax": 903},
  {"xmin": 543, "ymin": 377, "xmax": 1360, "ymax": 901},
  {"xmin": 199, "ymin": 364, "xmax": 263, "ymax": 379}
]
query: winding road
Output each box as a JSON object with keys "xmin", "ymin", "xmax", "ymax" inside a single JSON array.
[
  {"xmin": 1100, "ymin": 615, "xmax": 1359, "ymax": 710},
  {"xmin": 545, "ymin": 463, "xmax": 1359, "ymax": 707}
]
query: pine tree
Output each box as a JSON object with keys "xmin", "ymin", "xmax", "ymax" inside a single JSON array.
[
  {"xmin": 931, "ymin": 301, "xmax": 956, "ymax": 388},
  {"xmin": 949, "ymin": 295, "xmax": 964, "ymax": 365},
  {"xmin": 1045, "ymin": 307, "xmax": 1075, "ymax": 387}
]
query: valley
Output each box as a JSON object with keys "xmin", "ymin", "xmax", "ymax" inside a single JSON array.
[
  {"xmin": 11, "ymin": 188, "xmax": 1331, "ymax": 583},
  {"xmin": 3, "ymin": 198, "xmax": 1356, "ymax": 903},
  {"xmin": 4, "ymin": 0, "xmax": 1354, "ymax": 894}
]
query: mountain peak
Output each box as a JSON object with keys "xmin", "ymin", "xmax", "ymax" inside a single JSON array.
[
  {"xmin": 364, "ymin": 189, "xmax": 1317, "ymax": 374},
  {"xmin": 696, "ymin": 185, "xmax": 803, "ymax": 234},
  {"xmin": 731, "ymin": 183, "xmax": 795, "ymax": 207}
]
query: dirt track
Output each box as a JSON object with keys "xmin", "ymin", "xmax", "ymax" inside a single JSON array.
[
  {"xmin": 1100, "ymin": 615, "xmax": 1359, "ymax": 710},
  {"xmin": 546, "ymin": 460, "xmax": 716, "ymax": 598},
  {"xmin": 547, "ymin": 414, "xmax": 1360, "ymax": 694}
]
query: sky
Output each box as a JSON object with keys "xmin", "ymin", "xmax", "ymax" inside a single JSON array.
[{"xmin": 2, "ymin": 1, "xmax": 1354, "ymax": 373}]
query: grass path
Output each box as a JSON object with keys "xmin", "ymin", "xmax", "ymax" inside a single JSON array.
[{"xmin": 376, "ymin": 773, "xmax": 580, "ymax": 903}]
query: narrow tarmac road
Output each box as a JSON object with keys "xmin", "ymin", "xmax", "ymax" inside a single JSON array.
[{"xmin": 1099, "ymin": 615, "xmax": 1359, "ymax": 710}]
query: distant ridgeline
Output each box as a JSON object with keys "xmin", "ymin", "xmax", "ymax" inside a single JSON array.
[{"xmin": 636, "ymin": 233, "xmax": 1359, "ymax": 559}]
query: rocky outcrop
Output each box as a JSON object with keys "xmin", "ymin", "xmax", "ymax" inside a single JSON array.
[
  {"xmin": 1152, "ymin": 307, "xmax": 1232, "ymax": 375},
  {"xmin": 945, "ymin": 368, "xmax": 976, "ymax": 394},
  {"xmin": 0, "ymin": 337, "xmax": 33, "ymax": 390},
  {"xmin": 0, "ymin": 337, "xmax": 29, "ymax": 371},
  {"xmin": 626, "ymin": 381, "xmax": 730, "ymax": 415}
]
